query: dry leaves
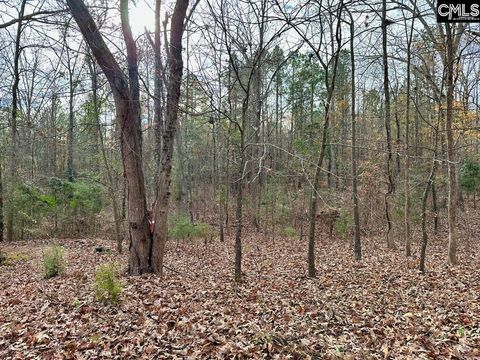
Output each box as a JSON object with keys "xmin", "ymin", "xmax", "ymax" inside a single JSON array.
[{"xmin": 0, "ymin": 227, "xmax": 479, "ymax": 359}]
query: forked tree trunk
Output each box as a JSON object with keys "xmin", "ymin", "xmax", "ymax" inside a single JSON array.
[
  {"xmin": 67, "ymin": 0, "xmax": 189, "ymax": 275},
  {"xmin": 151, "ymin": 0, "xmax": 189, "ymax": 277},
  {"xmin": 66, "ymin": 0, "xmax": 150, "ymax": 274}
]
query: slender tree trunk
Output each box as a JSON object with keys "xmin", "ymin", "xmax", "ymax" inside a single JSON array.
[
  {"xmin": 67, "ymin": 68, "xmax": 75, "ymax": 182},
  {"xmin": 50, "ymin": 93, "xmax": 57, "ymax": 177},
  {"xmin": 419, "ymin": 123, "xmax": 440, "ymax": 272},
  {"xmin": 308, "ymin": 11, "xmax": 343, "ymax": 277},
  {"xmin": 414, "ymin": 73, "xmax": 420, "ymax": 156},
  {"xmin": 0, "ymin": 160, "xmax": 3, "ymax": 242},
  {"xmin": 234, "ymin": 102, "xmax": 247, "ymax": 282},
  {"xmin": 6, "ymin": 0, "xmax": 26, "ymax": 242},
  {"xmin": 432, "ymin": 180, "xmax": 439, "ymax": 233},
  {"xmin": 404, "ymin": 8, "xmax": 414, "ymax": 257},
  {"xmin": 445, "ymin": 23, "xmax": 457, "ymax": 265},
  {"xmin": 145, "ymin": 0, "xmax": 165, "ymax": 193},
  {"xmin": 382, "ymin": 0, "xmax": 395, "ymax": 249},
  {"xmin": 350, "ymin": 16, "xmax": 361, "ymax": 261}
]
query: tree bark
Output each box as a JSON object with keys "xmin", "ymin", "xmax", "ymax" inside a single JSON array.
[
  {"xmin": 153, "ymin": 0, "xmax": 164, "ymax": 165},
  {"xmin": 350, "ymin": 15, "xmax": 361, "ymax": 261},
  {"xmin": 6, "ymin": 0, "xmax": 26, "ymax": 242},
  {"xmin": 382, "ymin": 0, "xmax": 395, "ymax": 250},
  {"xmin": 234, "ymin": 101, "xmax": 247, "ymax": 282},
  {"xmin": 445, "ymin": 23, "xmax": 457, "ymax": 265},
  {"xmin": 66, "ymin": 0, "xmax": 151, "ymax": 275},
  {"xmin": 404, "ymin": 6, "xmax": 415, "ymax": 257},
  {"xmin": 0, "ymin": 159, "xmax": 3, "ymax": 242},
  {"xmin": 307, "ymin": 9, "xmax": 343, "ymax": 277},
  {"xmin": 420, "ymin": 113, "xmax": 440, "ymax": 272},
  {"xmin": 67, "ymin": 61, "xmax": 75, "ymax": 182},
  {"xmin": 151, "ymin": 0, "xmax": 189, "ymax": 277}
]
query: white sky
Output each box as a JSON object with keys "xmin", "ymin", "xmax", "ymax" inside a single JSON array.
[{"xmin": 130, "ymin": 0, "xmax": 160, "ymax": 35}]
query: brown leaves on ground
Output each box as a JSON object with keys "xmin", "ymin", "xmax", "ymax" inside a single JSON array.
[{"xmin": 0, "ymin": 232, "xmax": 479, "ymax": 359}]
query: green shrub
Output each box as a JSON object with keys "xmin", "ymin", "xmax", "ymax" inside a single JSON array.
[
  {"xmin": 461, "ymin": 158, "xmax": 480, "ymax": 194},
  {"xmin": 394, "ymin": 190, "xmax": 422, "ymax": 225},
  {"xmin": 94, "ymin": 263, "xmax": 122, "ymax": 304},
  {"xmin": 0, "ymin": 252, "xmax": 30, "ymax": 266},
  {"xmin": 194, "ymin": 222, "xmax": 214, "ymax": 239},
  {"xmin": 168, "ymin": 213, "xmax": 214, "ymax": 241},
  {"xmin": 282, "ymin": 226, "xmax": 297, "ymax": 238},
  {"xmin": 43, "ymin": 245, "xmax": 65, "ymax": 278},
  {"xmin": 334, "ymin": 210, "xmax": 352, "ymax": 238}
]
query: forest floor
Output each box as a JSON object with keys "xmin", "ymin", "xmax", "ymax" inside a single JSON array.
[{"xmin": 1, "ymin": 222, "xmax": 480, "ymax": 359}]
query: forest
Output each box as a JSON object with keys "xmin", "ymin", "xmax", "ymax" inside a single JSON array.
[{"xmin": 0, "ymin": 0, "xmax": 480, "ymax": 358}]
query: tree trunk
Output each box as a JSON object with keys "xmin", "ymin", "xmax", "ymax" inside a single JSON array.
[
  {"xmin": 67, "ymin": 67, "xmax": 75, "ymax": 182},
  {"xmin": 66, "ymin": 0, "xmax": 151, "ymax": 275},
  {"xmin": 445, "ymin": 23, "xmax": 457, "ymax": 266},
  {"xmin": 432, "ymin": 180, "xmax": 439, "ymax": 233},
  {"xmin": 234, "ymin": 101, "xmax": 247, "ymax": 282},
  {"xmin": 404, "ymin": 9, "xmax": 414, "ymax": 257},
  {"xmin": 154, "ymin": 0, "xmax": 164, "ymax": 166},
  {"xmin": 50, "ymin": 93, "xmax": 57, "ymax": 177},
  {"xmin": 151, "ymin": 0, "xmax": 189, "ymax": 277},
  {"xmin": 350, "ymin": 15, "xmax": 361, "ymax": 261},
  {"xmin": 419, "ymin": 153, "xmax": 438, "ymax": 273},
  {"xmin": 419, "ymin": 117, "xmax": 440, "ymax": 272},
  {"xmin": 307, "ymin": 11, "xmax": 343, "ymax": 277},
  {"xmin": 382, "ymin": 0, "xmax": 395, "ymax": 250},
  {"xmin": 6, "ymin": 0, "xmax": 26, "ymax": 242},
  {"xmin": 0, "ymin": 159, "xmax": 3, "ymax": 242}
]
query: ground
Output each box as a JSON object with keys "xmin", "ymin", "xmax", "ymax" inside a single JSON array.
[{"xmin": 0, "ymin": 228, "xmax": 479, "ymax": 359}]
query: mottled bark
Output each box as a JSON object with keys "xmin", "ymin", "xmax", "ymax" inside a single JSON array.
[{"xmin": 151, "ymin": 0, "xmax": 189, "ymax": 277}]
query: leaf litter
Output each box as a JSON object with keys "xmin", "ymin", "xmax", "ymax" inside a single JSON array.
[{"xmin": 0, "ymin": 231, "xmax": 479, "ymax": 359}]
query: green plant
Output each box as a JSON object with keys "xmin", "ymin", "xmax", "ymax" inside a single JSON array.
[
  {"xmin": 168, "ymin": 213, "xmax": 214, "ymax": 241},
  {"xmin": 94, "ymin": 263, "xmax": 123, "ymax": 304},
  {"xmin": 0, "ymin": 252, "xmax": 30, "ymax": 266},
  {"xmin": 43, "ymin": 245, "xmax": 65, "ymax": 278},
  {"xmin": 72, "ymin": 298, "xmax": 82, "ymax": 308},
  {"xmin": 334, "ymin": 210, "xmax": 352, "ymax": 238},
  {"xmin": 461, "ymin": 158, "xmax": 480, "ymax": 194},
  {"xmin": 282, "ymin": 226, "xmax": 297, "ymax": 238}
]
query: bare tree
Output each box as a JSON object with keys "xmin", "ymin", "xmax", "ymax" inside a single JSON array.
[{"xmin": 66, "ymin": 0, "xmax": 190, "ymax": 274}]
